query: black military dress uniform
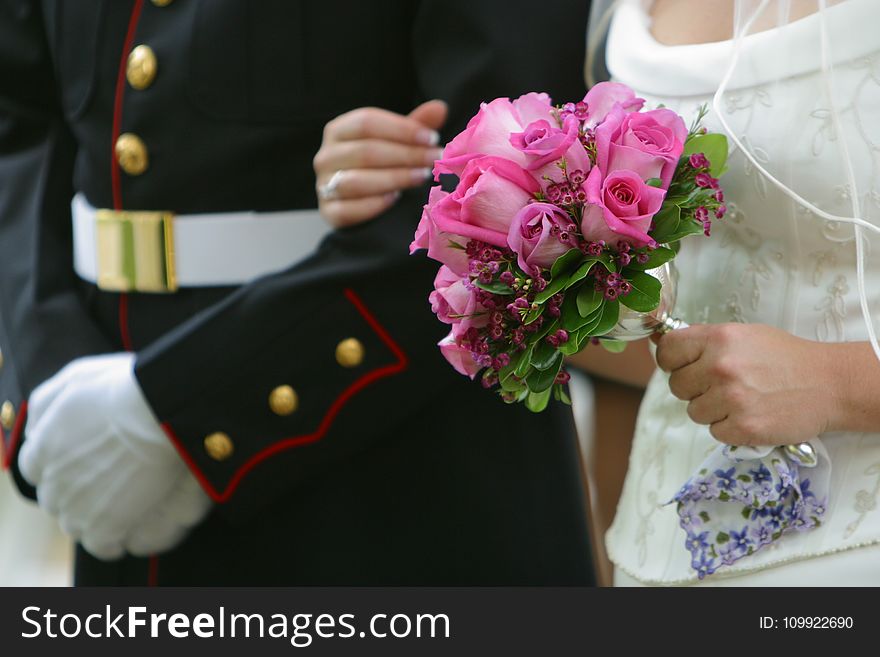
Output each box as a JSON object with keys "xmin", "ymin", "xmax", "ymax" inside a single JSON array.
[{"xmin": 0, "ymin": 0, "xmax": 595, "ymax": 585}]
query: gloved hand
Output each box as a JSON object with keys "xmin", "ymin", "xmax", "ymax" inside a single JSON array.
[{"xmin": 19, "ymin": 352, "xmax": 212, "ymax": 560}]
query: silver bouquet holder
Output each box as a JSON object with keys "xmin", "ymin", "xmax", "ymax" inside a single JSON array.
[{"xmin": 605, "ymin": 261, "xmax": 687, "ymax": 341}]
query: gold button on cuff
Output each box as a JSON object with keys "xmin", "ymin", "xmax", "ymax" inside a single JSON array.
[
  {"xmin": 151, "ymin": 0, "xmax": 173, "ymax": 6},
  {"xmin": 269, "ymin": 385, "xmax": 298, "ymax": 416},
  {"xmin": 115, "ymin": 133, "xmax": 149, "ymax": 176},
  {"xmin": 204, "ymin": 432, "xmax": 234, "ymax": 461},
  {"xmin": 126, "ymin": 45, "xmax": 157, "ymax": 90},
  {"xmin": 0, "ymin": 401, "xmax": 15, "ymax": 431},
  {"xmin": 335, "ymin": 338, "xmax": 365, "ymax": 368}
]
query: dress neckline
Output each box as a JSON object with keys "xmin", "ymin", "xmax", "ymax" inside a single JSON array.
[{"xmin": 606, "ymin": 0, "xmax": 878, "ymax": 97}]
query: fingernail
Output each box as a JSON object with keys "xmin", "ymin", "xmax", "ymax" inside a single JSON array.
[
  {"xmin": 417, "ymin": 129, "xmax": 441, "ymax": 146},
  {"xmin": 411, "ymin": 167, "xmax": 433, "ymax": 182},
  {"xmin": 425, "ymin": 148, "xmax": 444, "ymax": 165},
  {"xmin": 384, "ymin": 191, "xmax": 401, "ymax": 204}
]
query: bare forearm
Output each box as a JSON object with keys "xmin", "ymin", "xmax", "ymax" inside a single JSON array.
[
  {"xmin": 566, "ymin": 338, "xmax": 655, "ymax": 388},
  {"xmin": 827, "ymin": 341, "xmax": 880, "ymax": 434}
]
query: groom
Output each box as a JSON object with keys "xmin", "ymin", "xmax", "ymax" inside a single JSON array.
[{"xmin": 0, "ymin": 0, "xmax": 594, "ymax": 585}]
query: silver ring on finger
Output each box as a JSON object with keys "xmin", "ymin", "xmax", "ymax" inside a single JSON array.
[{"xmin": 318, "ymin": 170, "xmax": 345, "ymax": 201}]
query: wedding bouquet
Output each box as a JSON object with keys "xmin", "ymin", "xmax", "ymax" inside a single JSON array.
[{"xmin": 411, "ymin": 82, "xmax": 728, "ymax": 411}]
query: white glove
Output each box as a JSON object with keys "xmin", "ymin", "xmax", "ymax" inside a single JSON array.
[{"xmin": 19, "ymin": 353, "xmax": 212, "ymax": 560}]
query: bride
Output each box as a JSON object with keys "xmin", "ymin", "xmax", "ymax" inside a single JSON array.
[{"xmin": 597, "ymin": 0, "xmax": 880, "ymax": 585}]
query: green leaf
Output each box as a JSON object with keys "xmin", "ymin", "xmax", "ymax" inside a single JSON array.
[
  {"xmin": 500, "ymin": 372, "xmax": 525, "ymax": 393},
  {"xmin": 741, "ymin": 507, "xmax": 752, "ymax": 520},
  {"xmin": 620, "ymin": 271, "xmax": 661, "ymax": 313},
  {"xmin": 559, "ymin": 335, "xmax": 584, "ymax": 356},
  {"xmin": 523, "ymin": 303, "xmax": 544, "ymax": 325},
  {"xmin": 627, "ymin": 246, "xmax": 675, "ymax": 272},
  {"xmin": 646, "ymin": 177, "xmax": 663, "ymax": 187},
  {"xmin": 599, "ymin": 339, "xmax": 627, "ymax": 353},
  {"xmin": 514, "ymin": 344, "xmax": 534, "ymax": 378},
  {"xmin": 592, "ymin": 299, "xmax": 620, "ymax": 336},
  {"xmin": 525, "ymin": 388, "xmax": 552, "ymax": 413},
  {"xmin": 553, "ymin": 384, "xmax": 572, "ymax": 405},
  {"xmin": 531, "ymin": 340, "xmax": 560, "ymax": 370},
  {"xmin": 716, "ymin": 532, "xmax": 730, "ymax": 545},
  {"xmin": 683, "ymin": 133, "xmax": 729, "ymax": 177},
  {"xmin": 562, "ymin": 295, "xmax": 602, "ymax": 332},
  {"xmin": 650, "ymin": 204, "xmax": 703, "ymax": 244},
  {"xmin": 473, "ymin": 279, "xmax": 514, "ymax": 295},
  {"xmin": 699, "ymin": 511, "xmax": 711, "ymax": 523},
  {"xmin": 550, "ymin": 248, "xmax": 583, "ymax": 279},
  {"xmin": 565, "ymin": 253, "xmax": 615, "ymax": 291},
  {"xmin": 533, "ymin": 318, "xmax": 559, "ymax": 342},
  {"xmin": 534, "ymin": 275, "xmax": 569, "ymax": 304},
  {"xmin": 576, "ymin": 285, "xmax": 603, "ymax": 318},
  {"xmin": 649, "ymin": 204, "xmax": 681, "ymax": 244},
  {"xmin": 526, "ymin": 352, "xmax": 563, "ymax": 393}
]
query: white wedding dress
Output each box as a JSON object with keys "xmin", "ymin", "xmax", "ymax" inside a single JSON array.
[{"xmin": 604, "ymin": 0, "xmax": 880, "ymax": 585}]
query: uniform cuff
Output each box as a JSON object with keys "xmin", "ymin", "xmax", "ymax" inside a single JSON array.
[{"xmin": 142, "ymin": 289, "xmax": 408, "ymax": 503}]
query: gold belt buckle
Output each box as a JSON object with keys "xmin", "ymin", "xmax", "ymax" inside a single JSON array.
[{"xmin": 95, "ymin": 209, "xmax": 177, "ymax": 293}]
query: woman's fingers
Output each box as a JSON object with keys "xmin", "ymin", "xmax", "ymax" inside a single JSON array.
[
  {"xmin": 325, "ymin": 106, "xmax": 442, "ymax": 146},
  {"xmin": 655, "ymin": 325, "xmax": 709, "ymax": 372},
  {"xmin": 686, "ymin": 387, "xmax": 728, "ymax": 426},
  {"xmin": 408, "ymin": 99, "xmax": 449, "ymax": 132},
  {"xmin": 317, "ymin": 167, "xmax": 432, "ymax": 200},
  {"xmin": 315, "ymin": 139, "xmax": 442, "ymax": 172},
  {"xmin": 321, "ymin": 194, "xmax": 404, "ymax": 229},
  {"xmin": 667, "ymin": 359, "xmax": 709, "ymax": 401}
]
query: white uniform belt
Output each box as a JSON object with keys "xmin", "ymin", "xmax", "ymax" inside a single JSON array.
[{"xmin": 72, "ymin": 193, "xmax": 332, "ymax": 291}]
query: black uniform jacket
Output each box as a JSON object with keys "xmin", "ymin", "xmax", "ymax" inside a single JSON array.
[{"xmin": 0, "ymin": 0, "xmax": 595, "ymax": 585}]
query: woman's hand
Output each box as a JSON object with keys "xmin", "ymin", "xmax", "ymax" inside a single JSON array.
[
  {"xmin": 314, "ymin": 100, "xmax": 448, "ymax": 228},
  {"xmin": 654, "ymin": 323, "xmax": 842, "ymax": 446}
]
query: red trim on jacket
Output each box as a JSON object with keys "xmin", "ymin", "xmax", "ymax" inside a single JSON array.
[
  {"xmin": 119, "ymin": 293, "xmax": 133, "ymax": 352},
  {"xmin": 147, "ymin": 555, "xmax": 160, "ymax": 587},
  {"xmin": 160, "ymin": 289, "xmax": 409, "ymax": 503},
  {"xmin": 111, "ymin": 0, "xmax": 144, "ymax": 211},
  {"xmin": 1, "ymin": 401, "xmax": 28, "ymax": 471}
]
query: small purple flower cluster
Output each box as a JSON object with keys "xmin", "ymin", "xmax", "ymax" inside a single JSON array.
[
  {"xmin": 560, "ymin": 100, "xmax": 590, "ymax": 122},
  {"xmin": 687, "ymin": 152, "xmax": 728, "ymax": 236},
  {"xmin": 593, "ymin": 267, "xmax": 632, "ymax": 301},
  {"xmin": 545, "ymin": 169, "xmax": 589, "ymax": 208},
  {"xmin": 460, "ymin": 240, "xmax": 551, "ymax": 361}
]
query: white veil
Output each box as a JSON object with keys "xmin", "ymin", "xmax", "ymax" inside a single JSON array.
[{"xmin": 587, "ymin": 0, "xmax": 880, "ymax": 359}]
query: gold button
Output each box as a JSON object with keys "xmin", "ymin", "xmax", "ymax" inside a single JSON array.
[
  {"xmin": 335, "ymin": 338, "xmax": 365, "ymax": 368},
  {"xmin": 126, "ymin": 45, "xmax": 157, "ymax": 90},
  {"xmin": 204, "ymin": 432, "xmax": 234, "ymax": 461},
  {"xmin": 0, "ymin": 401, "xmax": 15, "ymax": 431},
  {"xmin": 151, "ymin": 0, "xmax": 173, "ymax": 6},
  {"xmin": 268, "ymin": 385, "xmax": 298, "ymax": 416},
  {"xmin": 115, "ymin": 133, "xmax": 149, "ymax": 176}
]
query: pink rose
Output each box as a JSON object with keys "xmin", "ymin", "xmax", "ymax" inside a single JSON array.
[
  {"xmin": 509, "ymin": 116, "xmax": 579, "ymax": 170},
  {"xmin": 427, "ymin": 156, "xmax": 540, "ymax": 248},
  {"xmin": 595, "ymin": 105, "xmax": 687, "ymax": 188},
  {"xmin": 438, "ymin": 332, "xmax": 481, "ymax": 378},
  {"xmin": 434, "ymin": 93, "xmax": 556, "ymax": 177},
  {"xmin": 429, "ymin": 266, "xmax": 486, "ymax": 332},
  {"xmin": 583, "ymin": 81, "xmax": 645, "ymax": 127},
  {"xmin": 507, "ymin": 202, "xmax": 576, "ymax": 274},
  {"xmin": 581, "ymin": 167, "xmax": 666, "ymax": 247},
  {"xmin": 410, "ymin": 186, "xmax": 470, "ymax": 275}
]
